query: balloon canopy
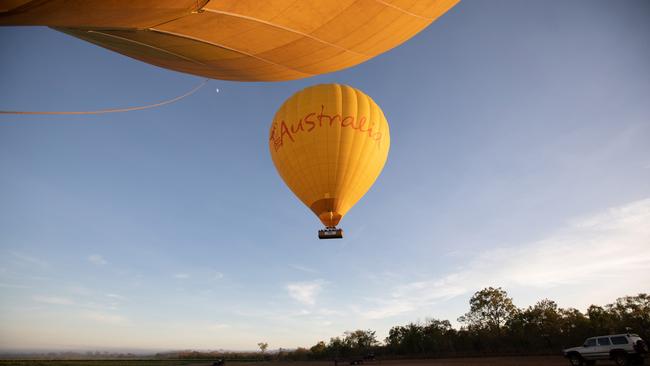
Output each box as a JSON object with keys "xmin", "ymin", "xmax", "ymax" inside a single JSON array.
[
  {"xmin": 0, "ymin": 0, "xmax": 460, "ymax": 81},
  {"xmin": 269, "ymin": 84, "xmax": 390, "ymax": 237}
]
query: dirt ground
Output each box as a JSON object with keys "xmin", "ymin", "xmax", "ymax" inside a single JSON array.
[
  {"xmin": 0, "ymin": 357, "xmax": 625, "ymax": 366},
  {"xmin": 184, "ymin": 356, "xmax": 598, "ymax": 366},
  {"xmin": 375, "ymin": 357, "xmax": 571, "ymax": 365},
  {"xmin": 184, "ymin": 356, "xmax": 637, "ymax": 366}
]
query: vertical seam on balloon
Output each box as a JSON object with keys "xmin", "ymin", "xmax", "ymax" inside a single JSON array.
[
  {"xmin": 333, "ymin": 84, "xmax": 355, "ymax": 215},
  {"xmin": 326, "ymin": 84, "xmax": 341, "ymax": 214},
  {"xmin": 309, "ymin": 87, "xmax": 323, "ymax": 205},
  {"xmin": 309, "ymin": 86, "xmax": 322, "ymax": 207},
  {"xmin": 149, "ymin": 28, "xmax": 314, "ymax": 77},
  {"xmin": 200, "ymin": 8, "xmax": 368, "ymax": 57},
  {"xmin": 295, "ymin": 86, "xmax": 317, "ymax": 205},
  {"xmin": 299, "ymin": 88, "xmax": 313, "ymax": 207},
  {"xmin": 337, "ymin": 86, "xmax": 366, "ymax": 215},
  {"xmin": 336, "ymin": 85, "xmax": 354, "ymax": 214},
  {"xmin": 350, "ymin": 96, "xmax": 374, "ymax": 212},
  {"xmin": 324, "ymin": 86, "xmax": 332, "ymax": 209},
  {"xmin": 298, "ymin": 87, "xmax": 319, "ymax": 206},
  {"xmin": 346, "ymin": 91, "xmax": 382, "ymax": 212},
  {"xmin": 272, "ymin": 103, "xmax": 292, "ymax": 203},
  {"xmin": 332, "ymin": 84, "xmax": 345, "ymax": 214},
  {"xmin": 286, "ymin": 94, "xmax": 311, "ymax": 208},
  {"xmin": 357, "ymin": 113, "xmax": 387, "ymax": 204},
  {"xmin": 321, "ymin": 84, "xmax": 333, "ymax": 211},
  {"xmin": 311, "ymin": 87, "xmax": 324, "ymax": 204},
  {"xmin": 287, "ymin": 93, "xmax": 303, "ymax": 206}
]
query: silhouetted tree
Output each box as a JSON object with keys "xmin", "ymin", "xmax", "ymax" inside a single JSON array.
[
  {"xmin": 344, "ymin": 329, "xmax": 378, "ymax": 350},
  {"xmin": 298, "ymin": 290, "xmax": 650, "ymax": 360},
  {"xmin": 310, "ymin": 340, "xmax": 327, "ymax": 357},
  {"xmin": 608, "ymin": 294, "xmax": 650, "ymax": 341},
  {"xmin": 458, "ymin": 287, "xmax": 518, "ymax": 332}
]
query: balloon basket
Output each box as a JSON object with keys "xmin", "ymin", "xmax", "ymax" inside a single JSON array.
[{"xmin": 318, "ymin": 227, "xmax": 343, "ymax": 239}]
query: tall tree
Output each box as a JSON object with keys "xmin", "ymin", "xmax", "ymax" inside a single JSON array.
[
  {"xmin": 386, "ymin": 323, "xmax": 424, "ymax": 355},
  {"xmin": 257, "ymin": 342, "xmax": 269, "ymax": 355},
  {"xmin": 310, "ymin": 340, "xmax": 327, "ymax": 357},
  {"xmin": 608, "ymin": 293, "xmax": 650, "ymax": 340},
  {"xmin": 344, "ymin": 329, "xmax": 379, "ymax": 350},
  {"xmin": 458, "ymin": 287, "xmax": 518, "ymax": 332}
]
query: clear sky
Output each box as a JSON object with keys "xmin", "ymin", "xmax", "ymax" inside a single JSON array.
[{"xmin": 1, "ymin": 0, "xmax": 649, "ymax": 352}]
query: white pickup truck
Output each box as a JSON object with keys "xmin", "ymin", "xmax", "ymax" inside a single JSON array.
[{"xmin": 563, "ymin": 333, "xmax": 647, "ymax": 366}]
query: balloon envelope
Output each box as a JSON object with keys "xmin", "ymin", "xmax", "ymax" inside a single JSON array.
[
  {"xmin": 269, "ymin": 84, "xmax": 390, "ymax": 227},
  {"xmin": 0, "ymin": 0, "xmax": 460, "ymax": 81}
]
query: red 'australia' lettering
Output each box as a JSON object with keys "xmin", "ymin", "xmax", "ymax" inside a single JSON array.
[
  {"xmin": 304, "ymin": 113, "xmax": 316, "ymax": 132},
  {"xmin": 280, "ymin": 120, "xmax": 294, "ymax": 144},
  {"xmin": 291, "ymin": 119, "xmax": 304, "ymax": 134},
  {"xmin": 270, "ymin": 105, "xmax": 384, "ymax": 152},
  {"xmin": 341, "ymin": 116, "xmax": 354, "ymax": 128},
  {"xmin": 358, "ymin": 116, "xmax": 368, "ymax": 133},
  {"xmin": 269, "ymin": 124, "xmax": 277, "ymax": 141}
]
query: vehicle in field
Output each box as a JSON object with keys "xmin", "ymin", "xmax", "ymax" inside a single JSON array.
[
  {"xmin": 335, "ymin": 353, "xmax": 377, "ymax": 365},
  {"xmin": 563, "ymin": 333, "xmax": 647, "ymax": 366}
]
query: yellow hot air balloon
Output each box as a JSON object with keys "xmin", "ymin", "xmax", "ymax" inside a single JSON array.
[
  {"xmin": 0, "ymin": 0, "xmax": 460, "ymax": 81},
  {"xmin": 269, "ymin": 84, "xmax": 390, "ymax": 239}
]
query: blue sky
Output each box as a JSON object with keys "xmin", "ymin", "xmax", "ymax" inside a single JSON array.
[{"xmin": 1, "ymin": 0, "xmax": 649, "ymax": 352}]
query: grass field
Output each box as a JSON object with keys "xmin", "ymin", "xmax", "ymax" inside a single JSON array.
[
  {"xmin": 0, "ymin": 356, "xmax": 607, "ymax": 366},
  {"xmin": 0, "ymin": 361, "xmax": 203, "ymax": 366}
]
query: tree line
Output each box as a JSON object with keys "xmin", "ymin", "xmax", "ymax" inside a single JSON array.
[{"xmin": 278, "ymin": 288, "xmax": 649, "ymax": 360}]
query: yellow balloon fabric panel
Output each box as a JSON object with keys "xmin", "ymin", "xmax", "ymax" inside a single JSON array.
[
  {"xmin": 269, "ymin": 84, "xmax": 390, "ymax": 227},
  {"xmin": 0, "ymin": 0, "xmax": 460, "ymax": 81}
]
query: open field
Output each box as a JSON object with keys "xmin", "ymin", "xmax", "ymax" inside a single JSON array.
[
  {"xmin": 0, "ymin": 361, "xmax": 203, "ymax": 366},
  {"xmin": 0, "ymin": 357, "xmax": 626, "ymax": 366}
]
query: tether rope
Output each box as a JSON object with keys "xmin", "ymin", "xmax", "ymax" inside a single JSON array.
[{"xmin": 0, "ymin": 79, "xmax": 209, "ymax": 115}]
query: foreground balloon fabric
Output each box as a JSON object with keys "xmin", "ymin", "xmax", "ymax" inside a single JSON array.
[
  {"xmin": 0, "ymin": 0, "xmax": 459, "ymax": 81},
  {"xmin": 269, "ymin": 84, "xmax": 390, "ymax": 237}
]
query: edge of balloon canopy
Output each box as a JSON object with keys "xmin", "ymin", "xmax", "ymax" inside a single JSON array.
[{"xmin": 0, "ymin": 0, "xmax": 460, "ymax": 82}]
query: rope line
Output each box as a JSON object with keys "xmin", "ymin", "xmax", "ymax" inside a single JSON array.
[{"xmin": 0, "ymin": 79, "xmax": 209, "ymax": 115}]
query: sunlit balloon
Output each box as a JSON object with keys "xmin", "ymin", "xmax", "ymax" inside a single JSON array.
[
  {"xmin": 269, "ymin": 84, "xmax": 390, "ymax": 239},
  {"xmin": 0, "ymin": 0, "xmax": 460, "ymax": 81}
]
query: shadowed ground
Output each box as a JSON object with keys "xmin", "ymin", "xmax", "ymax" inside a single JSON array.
[{"xmin": 0, "ymin": 356, "xmax": 625, "ymax": 366}]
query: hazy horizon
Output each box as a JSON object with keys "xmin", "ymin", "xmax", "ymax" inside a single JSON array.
[{"xmin": 0, "ymin": 288, "xmax": 646, "ymax": 353}]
